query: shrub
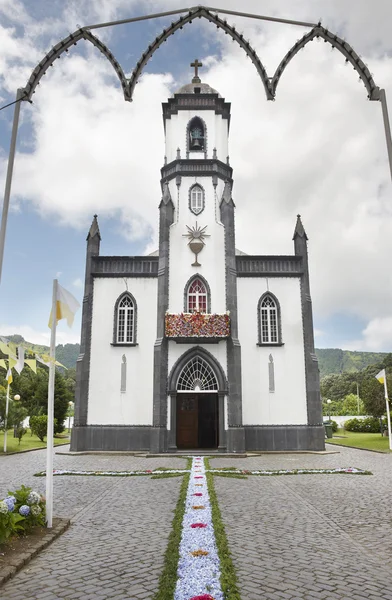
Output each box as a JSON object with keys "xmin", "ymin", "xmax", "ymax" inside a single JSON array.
[
  {"xmin": 0, "ymin": 485, "xmax": 46, "ymax": 546},
  {"xmin": 344, "ymin": 416, "xmax": 386, "ymax": 433},
  {"xmin": 29, "ymin": 415, "xmax": 58, "ymax": 442},
  {"xmin": 331, "ymin": 420, "xmax": 338, "ymax": 433}
]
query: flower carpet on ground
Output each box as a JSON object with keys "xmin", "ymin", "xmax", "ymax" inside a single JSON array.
[
  {"xmin": 34, "ymin": 466, "xmax": 372, "ymax": 477},
  {"xmin": 174, "ymin": 457, "xmax": 223, "ymax": 600}
]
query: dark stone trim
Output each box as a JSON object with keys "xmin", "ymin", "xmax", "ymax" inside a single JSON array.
[
  {"xmin": 112, "ymin": 291, "xmax": 138, "ymax": 345},
  {"xmin": 92, "ymin": 256, "xmax": 158, "ymax": 276},
  {"xmin": 161, "ymin": 159, "xmax": 232, "ymax": 185},
  {"xmin": 186, "ymin": 115, "xmax": 207, "ymax": 155},
  {"xmin": 257, "ymin": 291, "xmax": 283, "ymax": 345},
  {"xmin": 71, "ymin": 426, "xmax": 153, "ymax": 452},
  {"xmin": 151, "ymin": 190, "xmax": 174, "ymax": 453},
  {"xmin": 183, "ymin": 273, "xmax": 211, "ymax": 313},
  {"xmin": 220, "ymin": 190, "xmax": 245, "ymax": 453},
  {"xmin": 244, "ymin": 425, "xmax": 325, "ymax": 451},
  {"xmin": 162, "ymin": 94, "xmax": 231, "ymax": 121},
  {"xmin": 111, "ymin": 343, "xmax": 138, "ymax": 347},
  {"xmin": 167, "ymin": 346, "xmax": 228, "ymax": 395},
  {"xmin": 188, "ymin": 182, "xmax": 205, "ymax": 216},
  {"xmin": 257, "ymin": 343, "xmax": 284, "ymax": 347},
  {"xmin": 94, "ymin": 273, "xmax": 157, "ymax": 278},
  {"xmin": 72, "ymin": 223, "xmax": 100, "ymax": 441},
  {"xmin": 236, "ymin": 255, "xmax": 303, "ymax": 276},
  {"xmin": 294, "ymin": 230, "xmax": 324, "ymax": 430}
]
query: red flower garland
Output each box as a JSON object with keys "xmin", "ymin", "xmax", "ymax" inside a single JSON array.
[
  {"xmin": 189, "ymin": 595, "xmax": 215, "ymax": 600},
  {"xmin": 165, "ymin": 312, "xmax": 230, "ymax": 338},
  {"xmin": 190, "ymin": 523, "xmax": 207, "ymax": 528}
]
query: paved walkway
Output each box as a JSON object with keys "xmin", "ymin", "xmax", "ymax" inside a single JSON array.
[{"xmin": 0, "ymin": 446, "xmax": 392, "ymax": 599}]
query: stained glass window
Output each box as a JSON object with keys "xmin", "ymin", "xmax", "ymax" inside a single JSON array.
[{"xmin": 187, "ymin": 278, "xmax": 207, "ymax": 313}]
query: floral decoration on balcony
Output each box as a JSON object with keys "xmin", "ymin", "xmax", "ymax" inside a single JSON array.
[{"xmin": 165, "ymin": 312, "xmax": 230, "ymax": 338}]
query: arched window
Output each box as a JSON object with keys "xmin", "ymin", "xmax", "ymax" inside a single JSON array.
[
  {"xmin": 114, "ymin": 293, "xmax": 136, "ymax": 344},
  {"xmin": 189, "ymin": 184, "xmax": 205, "ymax": 215},
  {"xmin": 187, "ymin": 116, "xmax": 206, "ymax": 152},
  {"xmin": 258, "ymin": 293, "xmax": 282, "ymax": 345},
  {"xmin": 186, "ymin": 277, "xmax": 210, "ymax": 313},
  {"xmin": 177, "ymin": 355, "xmax": 218, "ymax": 391}
]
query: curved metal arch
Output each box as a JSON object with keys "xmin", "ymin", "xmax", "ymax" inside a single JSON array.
[
  {"xmin": 128, "ymin": 6, "xmax": 273, "ymax": 102},
  {"xmin": 22, "ymin": 28, "xmax": 130, "ymax": 102},
  {"xmin": 271, "ymin": 25, "xmax": 380, "ymax": 101}
]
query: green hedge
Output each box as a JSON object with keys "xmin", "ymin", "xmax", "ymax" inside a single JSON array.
[{"xmin": 344, "ymin": 416, "xmax": 386, "ymax": 433}]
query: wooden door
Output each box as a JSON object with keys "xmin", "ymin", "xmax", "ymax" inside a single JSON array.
[{"xmin": 177, "ymin": 395, "xmax": 198, "ymax": 449}]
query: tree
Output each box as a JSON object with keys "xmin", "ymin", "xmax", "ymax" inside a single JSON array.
[
  {"xmin": 0, "ymin": 396, "xmax": 28, "ymax": 431},
  {"xmin": 341, "ymin": 393, "xmax": 364, "ymax": 416},
  {"xmin": 11, "ymin": 367, "xmax": 73, "ymax": 433},
  {"xmin": 360, "ymin": 377, "xmax": 389, "ymax": 418}
]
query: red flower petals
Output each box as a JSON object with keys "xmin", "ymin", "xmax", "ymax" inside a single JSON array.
[
  {"xmin": 189, "ymin": 595, "xmax": 215, "ymax": 600},
  {"xmin": 193, "ymin": 493, "xmax": 203, "ymax": 496},
  {"xmin": 190, "ymin": 523, "xmax": 207, "ymax": 528},
  {"xmin": 194, "ymin": 476, "xmax": 203, "ymax": 479}
]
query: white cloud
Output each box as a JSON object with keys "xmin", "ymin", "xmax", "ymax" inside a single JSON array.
[
  {"xmin": 343, "ymin": 317, "xmax": 392, "ymax": 352},
  {"xmin": 72, "ymin": 277, "xmax": 83, "ymax": 289},
  {"xmin": 1, "ymin": 1, "xmax": 392, "ymax": 351}
]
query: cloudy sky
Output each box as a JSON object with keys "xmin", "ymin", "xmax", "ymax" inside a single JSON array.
[{"xmin": 0, "ymin": 0, "xmax": 391, "ymax": 352}]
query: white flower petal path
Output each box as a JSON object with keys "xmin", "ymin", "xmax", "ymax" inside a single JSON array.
[{"xmin": 174, "ymin": 457, "xmax": 223, "ymax": 600}]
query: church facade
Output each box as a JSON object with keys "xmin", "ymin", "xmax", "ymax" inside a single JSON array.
[{"xmin": 71, "ymin": 67, "xmax": 325, "ymax": 454}]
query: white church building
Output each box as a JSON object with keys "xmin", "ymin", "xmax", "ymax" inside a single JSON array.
[{"xmin": 71, "ymin": 65, "xmax": 325, "ymax": 453}]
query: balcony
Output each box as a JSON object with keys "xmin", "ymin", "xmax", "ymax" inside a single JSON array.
[{"xmin": 165, "ymin": 312, "xmax": 230, "ymax": 343}]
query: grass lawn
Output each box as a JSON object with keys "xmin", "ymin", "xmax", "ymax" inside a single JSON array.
[
  {"xmin": 326, "ymin": 429, "xmax": 391, "ymax": 452},
  {"xmin": 0, "ymin": 429, "xmax": 70, "ymax": 454}
]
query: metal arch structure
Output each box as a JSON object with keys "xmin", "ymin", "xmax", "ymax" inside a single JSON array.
[
  {"xmin": 128, "ymin": 7, "xmax": 273, "ymax": 101},
  {"xmin": 271, "ymin": 24, "xmax": 380, "ymax": 101},
  {"xmin": 1, "ymin": 4, "xmax": 392, "ymax": 288},
  {"xmin": 22, "ymin": 28, "xmax": 131, "ymax": 102}
]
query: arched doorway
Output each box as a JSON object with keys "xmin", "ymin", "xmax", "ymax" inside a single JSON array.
[{"xmin": 167, "ymin": 348, "xmax": 228, "ymax": 451}]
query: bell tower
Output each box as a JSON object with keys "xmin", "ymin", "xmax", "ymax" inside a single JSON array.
[{"xmin": 152, "ymin": 61, "xmax": 245, "ymax": 453}]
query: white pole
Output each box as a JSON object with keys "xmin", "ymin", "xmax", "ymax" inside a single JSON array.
[
  {"xmin": 383, "ymin": 375, "xmax": 392, "ymax": 451},
  {"xmin": 379, "ymin": 89, "xmax": 392, "ymax": 184},
  {"xmin": 3, "ymin": 381, "xmax": 10, "ymax": 453},
  {"xmin": 0, "ymin": 89, "xmax": 23, "ymax": 287},
  {"xmin": 45, "ymin": 279, "xmax": 58, "ymax": 528}
]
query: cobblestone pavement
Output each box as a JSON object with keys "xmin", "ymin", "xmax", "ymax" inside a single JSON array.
[
  {"xmin": 0, "ymin": 448, "xmax": 186, "ymax": 600},
  {"xmin": 1, "ymin": 446, "xmax": 392, "ymax": 599},
  {"xmin": 211, "ymin": 447, "xmax": 392, "ymax": 600}
]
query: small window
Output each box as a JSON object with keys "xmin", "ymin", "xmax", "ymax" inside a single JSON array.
[
  {"xmin": 187, "ymin": 278, "xmax": 208, "ymax": 313},
  {"xmin": 189, "ymin": 184, "xmax": 204, "ymax": 215},
  {"xmin": 258, "ymin": 293, "xmax": 282, "ymax": 345},
  {"xmin": 114, "ymin": 293, "xmax": 136, "ymax": 344}
]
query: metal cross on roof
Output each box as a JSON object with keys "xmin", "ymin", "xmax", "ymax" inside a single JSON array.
[{"xmin": 191, "ymin": 58, "xmax": 202, "ymax": 83}]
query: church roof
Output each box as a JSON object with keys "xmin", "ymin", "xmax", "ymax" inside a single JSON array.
[{"xmin": 174, "ymin": 81, "xmax": 220, "ymax": 96}]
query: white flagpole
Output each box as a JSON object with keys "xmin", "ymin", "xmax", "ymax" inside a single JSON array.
[
  {"xmin": 3, "ymin": 380, "xmax": 10, "ymax": 453},
  {"xmin": 383, "ymin": 373, "xmax": 392, "ymax": 451},
  {"xmin": 46, "ymin": 278, "xmax": 58, "ymax": 528}
]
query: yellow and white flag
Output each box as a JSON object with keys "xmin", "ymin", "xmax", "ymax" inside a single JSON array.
[
  {"xmin": 0, "ymin": 359, "xmax": 7, "ymax": 370},
  {"xmin": 48, "ymin": 283, "xmax": 80, "ymax": 328},
  {"xmin": 6, "ymin": 368, "xmax": 12, "ymax": 385},
  {"xmin": 25, "ymin": 359, "xmax": 37, "ymax": 373},
  {"xmin": 375, "ymin": 369, "xmax": 386, "ymax": 384}
]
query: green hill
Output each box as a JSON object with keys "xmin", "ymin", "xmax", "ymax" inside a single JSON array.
[
  {"xmin": 315, "ymin": 348, "xmax": 389, "ymax": 378},
  {"xmin": 2, "ymin": 334, "xmax": 80, "ymax": 370},
  {"xmin": 1, "ymin": 335, "xmax": 388, "ymax": 377}
]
